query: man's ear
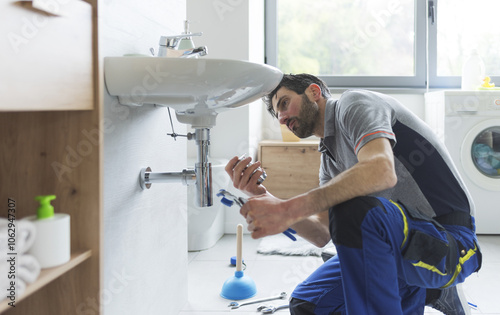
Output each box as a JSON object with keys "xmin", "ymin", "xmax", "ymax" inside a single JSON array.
[{"xmin": 307, "ymin": 84, "xmax": 322, "ymax": 101}]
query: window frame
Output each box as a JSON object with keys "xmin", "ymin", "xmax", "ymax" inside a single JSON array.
[{"xmin": 426, "ymin": 0, "xmax": 458, "ymax": 89}]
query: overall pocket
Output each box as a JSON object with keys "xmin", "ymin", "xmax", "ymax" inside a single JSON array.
[
  {"xmin": 402, "ymin": 230, "xmax": 449, "ymax": 267},
  {"xmin": 400, "ymin": 202, "xmax": 457, "ymax": 276}
]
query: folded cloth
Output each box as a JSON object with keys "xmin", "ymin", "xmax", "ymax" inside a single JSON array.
[
  {"xmin": 0, "ymin": 260, "xmax": 28, "ymax": 303},
  {"xmin": 16, "ymin": 254, "xmax": 41, "ymax": 284},
  {"xmin": 0, "ymin": 254, "xmax": 41, "ymax": 285},
  {"xmin": 0, "ymin": 218, "xmax": 11, "ymax": 258},
  {"xmin": 257, "ymin": 233, "xmax": 335, "ymax": 257},
  {"xmin": 0, "ymin": 218, "xmax": 37, "ymax": 258},
  {"xmin": 0, "ymin": 218, "xmax": 40, "ymax": 304},
  {"xmin": 1, "ymin": 278, "xmax": 26, "ymax": 303}
]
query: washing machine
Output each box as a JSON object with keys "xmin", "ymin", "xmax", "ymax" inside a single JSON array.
[{"xmin": 425, "ymin": 90, "xmax": 500, "ymax": 234}]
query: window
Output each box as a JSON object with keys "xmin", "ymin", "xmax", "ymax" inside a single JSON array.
[
  {"xmin": 429, "ymin": 0, "xmax": 500, "ymax": 88},
  {"xmin": 266, "ymin": 0, "xmax": 500, "ymax": 89}
]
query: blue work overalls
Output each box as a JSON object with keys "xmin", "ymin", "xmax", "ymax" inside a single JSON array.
[{"xmin": 291, "ymin": 197, "xmax": 482, "ymax": 315}]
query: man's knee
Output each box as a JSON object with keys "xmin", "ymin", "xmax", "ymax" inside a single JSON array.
[
  {"xmin": 329, "ymin": 196, "xmax": 386, "ymax": 248},
  {"xmin": 289, "ymin": 297, "xmax": 316, "ymax": 315},
  {"xmin": 290, "ymin": 297, "xmax": 342, "ymax": 315}
]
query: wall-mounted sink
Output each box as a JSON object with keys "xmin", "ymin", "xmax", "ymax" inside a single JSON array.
[
  {"xmin": 104, "ymin": 56, "xmax": 283, "ymax": 207},
  {"xmin": 104, "ymin": 57, "xmax": 283, "ymax": 128}
]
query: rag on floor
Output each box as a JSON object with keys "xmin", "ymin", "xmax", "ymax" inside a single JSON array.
[
  {"xmin": 0, "ymin": 218, "xmax": 41, "ymax": 301},
  {"xmin": 257, "ymin": 233, "xmax": 336, "ymax": 257}
]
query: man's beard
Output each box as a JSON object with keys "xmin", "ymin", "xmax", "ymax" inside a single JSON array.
[{"xmin": 289, "ymin": 94, "xmax": 319, "ymax": 138}]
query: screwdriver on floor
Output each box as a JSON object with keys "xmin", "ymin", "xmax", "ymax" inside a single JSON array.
[{"xmin": 217, "ymin": 189, "xmax": 297, "ymax": 241}]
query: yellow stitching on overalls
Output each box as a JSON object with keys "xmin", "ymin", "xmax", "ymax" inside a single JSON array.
[
  {"xmin": 440, "ymin": 244, "xmax": 478, "ymax": 289},
  {"xmin": 390, "ymin": 200, "xmax": 408, "ymax": 249},
  {"xmin": 411, "ymin": 261, "xmax": 447, "ymax": 276}
]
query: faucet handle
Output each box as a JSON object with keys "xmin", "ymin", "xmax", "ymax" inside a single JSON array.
[{"xmin": 159, "ymin": 33, "xmax": 203, "ymax": 49}]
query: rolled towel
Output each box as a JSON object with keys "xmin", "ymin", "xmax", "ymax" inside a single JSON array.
[
  {"xmin": 0, "ymin": 218, "xmax": 37, "ymax": 258},
  {"xmin": 1, "ymin": 278, "xmax": 27, "ymax": 303},
  {"xmin": 0, "ymin": 218, "xmax": 10, "ymax": 258},
  {"xmin": 15, "ymin": 219, "xmax": 37, "ymax": 255},
  {"xmin": 16, "ymin": 254, "xmax": 41, "ymax": 284},
  {"xmin": 0, "ymin": 259, "xmax": 28, "ymax": 303}
]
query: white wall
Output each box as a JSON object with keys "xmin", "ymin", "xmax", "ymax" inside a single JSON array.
[{"xmin": 99, "ymin": 1, "xmax": 188, "ymax": 314}]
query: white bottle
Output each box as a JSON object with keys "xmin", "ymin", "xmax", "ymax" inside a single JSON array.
[
  {"xmin": 27, "ymin": 195, "xmax": 70, "ymax": 268},
  {"xmin": 461, "ymin": 49, "xmax": 485, "ymax": 90}
]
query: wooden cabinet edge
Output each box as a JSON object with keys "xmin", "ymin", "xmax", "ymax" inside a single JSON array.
[{"xmin": 0, "ymin": 250, "xmax": 92, "ymax": 313}]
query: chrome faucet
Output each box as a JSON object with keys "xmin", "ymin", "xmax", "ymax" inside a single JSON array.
[
  {"xmin": 157, "ymin": 20, "xmax": 207, "ymax": 57},
  {"xmin": 157, "ymin": 33, "xmax": 207, "ymax": 58},
  {"xmin": 158, "ymin": 33, "xmax": 201, "ymax": 52},
  {"xmin": 180, "ymin": 46, "xmax": 208, "ymax": 58}
]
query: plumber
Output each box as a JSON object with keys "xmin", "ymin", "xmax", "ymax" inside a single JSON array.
[{"xmin": 225, "ymin": 74, "xmax": 481, "ymax": 315}]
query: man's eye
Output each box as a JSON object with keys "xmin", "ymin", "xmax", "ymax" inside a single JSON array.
[
  {"xmin": 281, "ymin": 99, "xmax": 288, "ymax": 110},
  {"xmin": 275, "ymin": 98, "xmax": 288, "ymax": 118}
]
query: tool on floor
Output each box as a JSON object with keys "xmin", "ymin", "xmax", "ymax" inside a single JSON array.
[
  {"xmin": 229, "ymin": 291, "xmax": 287, "ymax": 309},
  {"xmin": 259, "ymin": 304, "xmax": 290, "ymax": 314},
  {"xmin": 468, "ymin": 302, "xmax": 478, "ymax": 310},
  {"xmin": 216, "ymin": 189, "xmax": 297, "ymax": 241},
  {"xmin": 230, "ymin": 255, "xmax": 247, "ymax": 269},
  {"xmin": 256, "ymin": 301, "xmax": 289, "ymax": 312},
  {"xmin": 220, "ymin": 224, "xmax": 257, "ymax": 300}
]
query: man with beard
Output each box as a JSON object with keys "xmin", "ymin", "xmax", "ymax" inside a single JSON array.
[{"xmin": 225, "ymin": 74, "xmax": 481, "ymax": 315}]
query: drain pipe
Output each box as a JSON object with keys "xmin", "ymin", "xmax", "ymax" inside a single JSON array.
[
  {"xmin": 194, "ymin": 128, "xmax": 212, "ymax": 207},
  {"xmin": 139, "ymin": 128, "xmax": 213, "ymax": 207}
]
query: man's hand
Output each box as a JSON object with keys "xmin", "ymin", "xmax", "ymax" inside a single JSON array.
[
  {"xmin": 225, "ymin": 155, "xmax": 267, "ymax": 197},
  {"xmin": 240, "ymin": 194, "xmax": 300, "ymax": 239}
]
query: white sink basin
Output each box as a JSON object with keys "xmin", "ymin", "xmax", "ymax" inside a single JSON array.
[{"xmin": 104, "ymin": 57, "xmax": 283, "ymax": 127}]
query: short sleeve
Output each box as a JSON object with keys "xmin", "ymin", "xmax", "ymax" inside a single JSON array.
[{"xmin": 337, "ymin": 90, "xmax": 397, "ymax": 154}]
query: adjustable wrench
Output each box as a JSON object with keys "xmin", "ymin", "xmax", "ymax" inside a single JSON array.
[
  {"xmin": 217, "ymin": 189, "xmax": 297, "ymax": 241},
  {"xmin": 258, "ymin": 304, "xmax": 290, "ymax": 314},
  {"xmin": 228, "ymin": 292, "xmax": 287, "ymax": 309}
]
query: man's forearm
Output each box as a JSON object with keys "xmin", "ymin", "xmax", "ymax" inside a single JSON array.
[
  {"xmin": 290, "ymin": 212, "xmax": 330, "ymax": 248},
  {"xmin": 284, "ymin": 139, "xmax": 397, "ymax": 225}
]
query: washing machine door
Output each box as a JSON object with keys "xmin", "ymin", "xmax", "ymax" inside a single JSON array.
[{"xmin": 461, "ymin": 119, "xmax": 500, "ymax": 191}]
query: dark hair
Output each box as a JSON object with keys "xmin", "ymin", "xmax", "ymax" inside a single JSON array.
[{"xmin": 263, "ymin": 74, "xmax": 331, "ymax": 118}]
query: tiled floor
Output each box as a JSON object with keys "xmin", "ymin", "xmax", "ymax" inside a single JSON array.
[{"xmin": 180, "ymin": 235, "xmax": 500, "ymax": 314}]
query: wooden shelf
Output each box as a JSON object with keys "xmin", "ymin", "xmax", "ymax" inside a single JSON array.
[{"xmin": 0, "ymin": 250, "xmax": 92, "ymax": 313}]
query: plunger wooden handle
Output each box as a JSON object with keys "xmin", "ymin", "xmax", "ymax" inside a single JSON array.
[{"xmin": 236, "ymin": 224, "xmax": 243, "ymax": 272}]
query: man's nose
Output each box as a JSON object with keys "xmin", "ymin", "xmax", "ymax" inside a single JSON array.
[{"xmin": 278, "ymin": 112, "xmax": 287, "ymax": 125}]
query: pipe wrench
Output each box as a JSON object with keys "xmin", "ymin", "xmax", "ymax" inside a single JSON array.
[{"xmin": 217, "ymin": 189, "xmax": 297, "ymax": 241}]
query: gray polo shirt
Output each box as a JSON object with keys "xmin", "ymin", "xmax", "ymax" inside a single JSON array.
[{"xmin": 319, "ymin": 90, "xmax": 474, "ymax": 218}]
